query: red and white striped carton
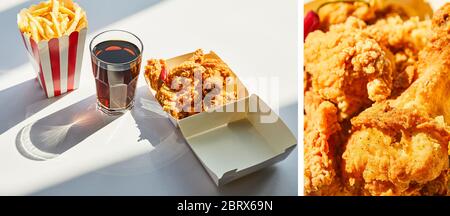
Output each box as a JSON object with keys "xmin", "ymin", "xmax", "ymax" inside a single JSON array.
[{"xmin": 20, "ymin": 28, "xmax": 87, "ymax": 98}]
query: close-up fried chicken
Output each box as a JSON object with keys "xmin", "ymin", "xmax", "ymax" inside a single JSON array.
[
  {"xmin": 305, "ymin": 16, "xmax": 396, "ymax": 120},
  {"xmin": 304, "ymin": 15, "xmax": 395, "ymax": 195},
  {"xmin": 365, "ymin": 15, "xmax": 432, "ymax": 95},
  {"xmin": 342, "ymin": 5, "xmax": 450, "ymax": 195},
  {"xmin": 304, "ymin": 90, "xmax": 343, "ymax": 195},
  {"xmin": 304, "ymin": 0, "xmax": 449, "ymax": 196},
  {"xmin": 317, "ymin": 1, "xmax": 376, "ymax": 30},
  {"xmin": 314, "ymin": 0, "xmax": 431, "ymax": 31}
]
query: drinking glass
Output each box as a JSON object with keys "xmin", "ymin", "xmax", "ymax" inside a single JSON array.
[{"xmin": 89, "ymin": 30, "xmax": 143, "ymax": 115}]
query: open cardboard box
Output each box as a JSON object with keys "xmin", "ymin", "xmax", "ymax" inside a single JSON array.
[{"xmin": 144, "ymin": 50, "xmax": 297, "ymax": 186}]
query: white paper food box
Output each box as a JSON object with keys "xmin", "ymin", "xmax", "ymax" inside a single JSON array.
[{"xmin": 144, "ymin": 51, "xmax": 297, "ymax": 186}]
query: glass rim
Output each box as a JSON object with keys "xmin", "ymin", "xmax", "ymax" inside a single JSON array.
[{"xmin": 89, "ymin": 29, "xmax": 144, "ymax": 66}]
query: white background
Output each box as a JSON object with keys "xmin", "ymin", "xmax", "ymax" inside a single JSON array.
[{"xmin": 0, "ymin": 0, "xmax": 298, "ymax": 195}]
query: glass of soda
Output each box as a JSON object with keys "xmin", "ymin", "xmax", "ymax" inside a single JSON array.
[{"xmin": 89, "ymin": 30, "xmax": 143, "ymax": 115}]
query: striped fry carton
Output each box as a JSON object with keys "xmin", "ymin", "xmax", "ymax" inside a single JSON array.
[{"xmin": 20, "ymin": 28, "xmax": 87, "ymax": 98}]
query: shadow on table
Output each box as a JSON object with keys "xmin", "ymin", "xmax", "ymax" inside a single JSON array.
[
  {"xmin": 0, "ymin": 78, "xmax": 66, "ymax": 136},
  {"xmin": 16, "ymin": 95, "xmax": 120, "ymax": 161},
  {"xmin": 0, "ymin": 0, "xmax": 165, "ymax": 71},
  {"xmin": 29, "ymin": 95, "xmax": 298, "ymax": 195},
  {"xmin": 130, "ymin": 85, "xmax": 178, "ymax": 146},
  {"xmin": 30, "ymin": 146, "xmax": 297, "ymax": 195}
]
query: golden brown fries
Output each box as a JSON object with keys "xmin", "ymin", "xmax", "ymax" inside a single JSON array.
[{"xmin": 17, "ymin": 0, "xmax": 87, "ymax": 42}]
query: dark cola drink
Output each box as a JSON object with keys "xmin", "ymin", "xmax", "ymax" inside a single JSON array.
[{"xmin": 90, "ymin": 31, "xmax": 143, "ymax": 115}]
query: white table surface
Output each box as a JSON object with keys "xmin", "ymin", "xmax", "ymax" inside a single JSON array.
[{"xmin": 0, "ymin": 0, "xmax": 298, "ymax": 195}]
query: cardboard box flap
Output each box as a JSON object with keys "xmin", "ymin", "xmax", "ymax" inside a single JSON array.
[
  {"xmin": 218, "ymin": 144, "xmax": 296, "ymax": 185},
  {"xmin": 178, "ymin": 94, "xmax": 297, "ymax": 185}
]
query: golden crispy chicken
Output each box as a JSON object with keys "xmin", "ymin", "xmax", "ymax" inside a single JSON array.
[
  {"xmin": 304, "ymin": 16, "xmax": 397, "ymax": 196},
  {"xmin": 144, "ymin": 49, "xmax": 238, "ymax": 119},
  {"xmin": 304, "ymin": 90, "xmax": 342, "ymax": 195},
  {"xmin": 365, "ymin": 15, "xmax": 432, "ymax": 95},
  {"xmin": 318, "ymin": 2, "xmax": 377, "ymax": 30},
  {"xmin": 317, "ymin": 1, "xmax": 413, "ymax": 31},
  {"xmin": 309, "ymin": 1, "xmax": 433, "ymax": 97},
  {"xmin": 304, "ymin": 1, "xmax": 437, "ymax": 195},
  {"xmin": 342, "ymin": 4, "xmax": 450, "ymax": 195},
  {"xmin": 305, "ymin": 16, "xmax": 396, "ymax": 120}
]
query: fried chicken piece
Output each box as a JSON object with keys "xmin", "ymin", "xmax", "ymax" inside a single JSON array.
[
  {"xmin": 342, "ymin": 4, "xmax": 450, "ymax": 195},
  {"xmin": 315, "ymin": 1, "xmax": 433, "ymax": 96},
  {"xmin": 304, "ymin": 90, "xmax": 342, "ymax": 195},
  {"xmin": 365, "ymin": 15, "xmax": 432, "ymax": 96},
  {"xmin": 366, "ymin": 16, "xmax": 430, "ymax": 54},
  {"xmin": 305, "ymin": 17, "xmax": 396, "ymax": 120},
  {"xmin": 318, "ymin": 2, "xmax": 376, "ymax": 31},
  {"xmin": 317, "ymin": 2, "xmax": 412, "ymax": 31},
  {"xmin": 304, "ymin": 16, "xmax": 398, "ymax": 195},
  {"xmin": 146, "ymin": 59, "xmax": 166, "ymax": 90},
  {"xmin": 144, "ymin": 49, "xmax": 238, "ymax": 119}
]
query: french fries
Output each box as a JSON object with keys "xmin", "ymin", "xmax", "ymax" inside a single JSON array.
[{"xmin": 17, "ymin": 0, "xmax": 87, "ymax": 42}]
